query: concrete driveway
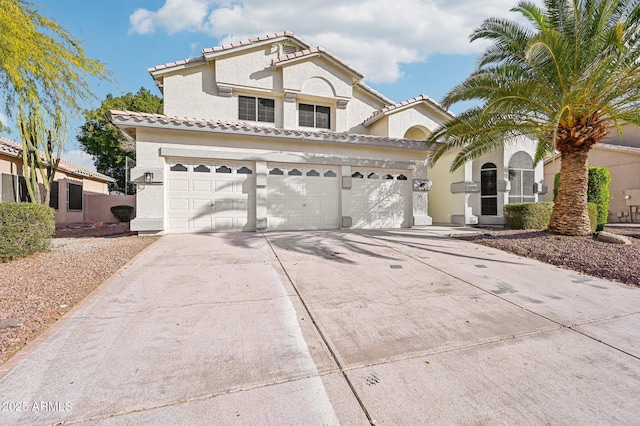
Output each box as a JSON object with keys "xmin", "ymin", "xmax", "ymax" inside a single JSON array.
[{"xmin": 2, "ymin": 229, "xmax": 640, "ymax": 425}]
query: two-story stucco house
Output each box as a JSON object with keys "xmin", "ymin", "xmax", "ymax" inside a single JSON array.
[{"xmin": 110, "ymin": 31, "xmax": 546, "ymax": 235}]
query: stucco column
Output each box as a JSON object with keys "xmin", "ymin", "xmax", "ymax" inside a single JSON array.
[
  {"xmin": 340, "ymin": 165, "xmax": 352, "ymax": 228},
  {"xmin": 412, "ymin": 162, "xmax": 432, "ymax": 226},
  {"xmin": 255, "ymin": 161, "xmax": 268, "ymax": 230}
]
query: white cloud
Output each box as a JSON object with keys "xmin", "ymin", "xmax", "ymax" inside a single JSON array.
[
  {"xmin": 63, "ymin": 149, "xmax": 97, "ymax": 172},
  {"xmin": 129, "ymin": 0, "xmax": 536, "ymax": 83}
]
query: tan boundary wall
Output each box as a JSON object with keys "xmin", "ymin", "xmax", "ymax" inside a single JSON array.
[{"xmin": 84, "ymin": 194, "xmax": 136, "ymax": 223}]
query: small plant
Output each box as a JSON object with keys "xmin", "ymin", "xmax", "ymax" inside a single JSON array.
[
  {"xmin": 0, "ymin": 203, "xmax": 55, "ymax": 261},
  {"xmin": 110, "ymin": 205, "xmax": 134, "ymax": 222}
]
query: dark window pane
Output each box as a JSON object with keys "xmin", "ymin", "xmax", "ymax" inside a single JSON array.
[
  {"xmin": 194, "ymin": 165, "xmax": 210, "ymax": 173},
  {"xmin": 18, "ymin": 176, "xmax": 30, "ymax": 202},
  {"xmin": 299, "ymin": 103, "xmax": 315, "ymax": 127},
  {"xmin": 288, "ymin": 168, "xmax": 302, "ymax": 176},
  {"xmin": 170, "ymin": 164, "xmax": 188, "ymax": 172},
  {"xmin": 481, "ymin": 169, "xmax": 497, "ymax": 195},
  {"xmin": 239, "ymin": 96, "xmax": 256, "ymax": 121},
  {"xmin": 269, "ymin": 168, "xmax": 284, "ymax": 175},
  {"xmin": 306, "ymin": 169, "xmax": 320, "ymax": 177},
  {"xmin": 324, "ymin": 170, "xmax": 337, "ymax": 177},
  {"xmin": 68, "ymin": 182, "xmax": 83, "ymax": 211},
  {"xmin": 523, "ymin": 170, "xmax": 535, "ymax": 196},
  {"xmin": 258, "ymin": 98, "xmax": 275, "ymax": 122},
  {"xmin": 397, "ymin": 174, "xmax": 408, "ymax": 181},
  {"xmin": 384, "ymin": 174, "xmax": 394, "ymax": 180},
  {"xmin": 367, "ymin": 173, "xmax": 378, "ymax": 179},
  {"xmin": 481, "ymin": 197, "xmax": 498, "ymax": 215},
  {"xmin": 315, "ymin": 106, "xmax": 330, "ymax": 129},
  {"xmin": 216, "ymin": 166, "xmax": 232, "ymax": 174},
  {"xmin": 49, "ymin": 181, "xmax": 59, "ymax": 210},
  {"xmin": 352, "ymin": 172, "xmax": 363, "ymax": 178},
  {"xmin": 237, "ymin": 166, "xmax": 253, "ymax": 175}
]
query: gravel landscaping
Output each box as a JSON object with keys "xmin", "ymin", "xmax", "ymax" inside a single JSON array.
[
  {"xmin": 0, "ymin": 225, "xmax": 159, "ymax": 365},
  {"xmin": 457, "ymin": 225, "xmax": 640, "ymax": 286}
]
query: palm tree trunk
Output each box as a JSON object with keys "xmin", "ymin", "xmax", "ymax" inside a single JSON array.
[{"xmin": 548, "ymin": 149, "xmax": 591, "ymax": 236}]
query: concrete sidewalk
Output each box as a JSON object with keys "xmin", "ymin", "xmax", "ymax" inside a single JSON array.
[{"xmin": 1, "ymin": 229, "xmax": 639, "ymax": 425}]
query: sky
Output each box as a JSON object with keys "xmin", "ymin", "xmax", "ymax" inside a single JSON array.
[{"xmin": 4, "ymin": 0, "xmax": 534, "ymax": 171}]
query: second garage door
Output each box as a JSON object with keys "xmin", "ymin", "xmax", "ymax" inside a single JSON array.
[
  {"xmin": 267, "ymin": 164, "xmax": 340, "ymax": 230},
  {"xmin": 349, "ymin": 168, "xmax": 411, "ymax": 229}
]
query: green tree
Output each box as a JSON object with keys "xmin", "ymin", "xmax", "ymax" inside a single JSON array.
[
  {"xmin": 77, "ymin": 88, "xmax": 163, "ymax": 193},
  {"xmin": 427, "ymin": 0, "xmax": 640, "ymax": 236},
  {"xmin": 16, "ymin": 99, "xmax": 67, "ymax": 206},
  {"xmin": 0, "ymin": 0, "xmax": 107, "ymax": 124}
]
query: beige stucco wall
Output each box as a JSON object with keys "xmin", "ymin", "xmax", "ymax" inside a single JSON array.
[
  {"xmin": 545, "ymin": 146, "xmax": 640, "ymax": 222},
  {"xmin": 85, "ymin": 194, "xmax": 136, "ymax": 223},
  {"xmin": 159, "ymin": 48, "xmax": 390, "ymax": 136},
  {"xmin": 428, "ymin": 150, "xmax": 467, "ymax": 224},
  {"xmin": 0, "ymin": 154, "xmax": 22, "ymax": 175}
]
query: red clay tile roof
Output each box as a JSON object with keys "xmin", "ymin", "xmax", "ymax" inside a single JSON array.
[
  {"xmin": 0, "ymin": 137, "xmax": 115, "ymax": 182},
  {"xmin": 362, "ymin": 95, "xmax": 453, "ymax": 127},
  {"xmin": 108, "ymin": 110, "xmax": 430, "ymax": 151}
]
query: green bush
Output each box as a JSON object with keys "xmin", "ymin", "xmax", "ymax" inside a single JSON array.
[
  {"xmin": 504, "ymin": 202, "xmax": 554, "ymax": 229},
  {"xmin": 110, "ymin": 205, "xmax": 134, "ymax": 222},
  {"xmin": 0, "ymin": 203, "xmax": 55, "ymax": 261},
  {"xmin": 505, "ymin": 201, "xmax": 598, "ymax": 233},
  {"xmin": 587, "ymin": 167, "xmax": 611, "ymax": 231},
  {"xmin": 587, "ymin": 202, "xmax": 598, "ymax": 233},
  {"xmin": 553, "ymin": 166, "xmax": 611, "ymax": 231}
]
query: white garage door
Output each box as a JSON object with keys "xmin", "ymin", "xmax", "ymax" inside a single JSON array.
[
  {"xmin": 167, "ymin": 161, "xmax": 256, "ymax": 233},
  {"xmin": 267, "ymin": 164, "xmax": 340, "ymax": 230},
  {"xmin": 349, "ymin": 168, "xmax": 411, "ymax": 229}
]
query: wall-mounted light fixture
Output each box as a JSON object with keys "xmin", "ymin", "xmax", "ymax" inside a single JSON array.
[
  {"xmin": 144, "ymin": 172, "xmax": 154, "ymax": 184},
  {"xmin": 625, "ymin": 194, "xmax": 631, "ymax": 200}
]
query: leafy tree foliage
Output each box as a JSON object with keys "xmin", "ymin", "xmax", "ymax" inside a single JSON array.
[
  {"xmin": 427, "ymin": 0, "xmax": 640, "ymax": 236},
  {"xmin": 0, "ymin": 0, "xmax": 107, "ymax": 123},
  {"xmin": 77, "ymin": 88, "xmax": 163, "ymax": 193}
]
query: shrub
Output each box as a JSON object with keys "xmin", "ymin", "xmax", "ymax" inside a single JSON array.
[
  {"xmin": 553, "ymin": 166, "xmax": 611, "ymax": 231},
  {"xmin": 587, "ymin": 202, "xmax": 598, "ymax": 233},
  {"xmin": 504, "ymin": 202, "xmax": 554, "ymax": 229},
  {"xmin": 505, "ymin": 201, "xmax": 598, "ymax": 232},
  {"xmin": 110, "ymin": 205, "xmax": 134, "ymax": 222},
  {"xmin": 0, "ymin": 203, "xmax": 55, "ymax": 261},
  {"xmin": 587, "ymin": 167, "xmax": 611, "ymax": 231}
]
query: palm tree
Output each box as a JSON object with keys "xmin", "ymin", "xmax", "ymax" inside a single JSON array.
[{"xmin": 427, "ymin": 0, "xmax": 640, "ymax": 236}]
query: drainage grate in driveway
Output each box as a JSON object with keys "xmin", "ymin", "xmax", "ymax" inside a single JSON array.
[
  {"xmin": 365, "ymin": 373, "xmax": 380, "ymax": 386},
  {"xmin": 390, "ymin": 264, "xmax": 403, "ymax": 269}
]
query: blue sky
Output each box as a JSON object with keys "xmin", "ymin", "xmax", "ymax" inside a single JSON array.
[{"xmin": 4, "ymin": 0, "xmax": 532, "ymax": 170}]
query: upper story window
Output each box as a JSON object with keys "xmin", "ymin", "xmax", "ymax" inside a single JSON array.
[
  {"xmin": 299, "ymin": 103, "xmax": 330, "ymax": 129},
  {"xmin": 239, "ymin": 96, "xmax": 275, "ymax": 123}
]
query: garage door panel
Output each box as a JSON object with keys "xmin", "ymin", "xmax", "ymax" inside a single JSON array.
[
  {"xmin": 191, "ymin": 180, "xmax": 211, "ymax": 192},
  {"xmin": 192, "ymin": 198, "xmax": 212, "ymax": 211},
  {"xmin": 169, "ymin": 179, "xmax": 189, "ymax": 191},
  {"xmin": 169, "ymin": 198, "xmax": 189, "ymax": 210},
  {"xmin": 267, "ymin": 164, "xmax": 340, "ymax": 231},
  {"xmin": 214, "ymin": 181, "xmax": 235, "ymax": 192},
  {"xmin": 167, "ymin": 161, "xmax": 256, "ymax": 233},
  {"xmin": 350, "ymin": 168, "xmax": 411, "ymax": 229}
]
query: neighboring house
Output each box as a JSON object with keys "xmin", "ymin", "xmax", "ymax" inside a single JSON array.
[
  {"xmin": 544, "ymin": 122, "xmax": 640, "ymax": 223},
  {"xmin": 0, "ymin": 137, "xmax": 118, "ymax": 224},
  {"xmin": 110, "ymin": 31, "xmax": 545, "ymax": 235}
]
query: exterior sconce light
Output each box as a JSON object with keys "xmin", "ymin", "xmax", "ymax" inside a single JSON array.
[
  {"xmin": 144, "ymin": 172, "xmax": 153, "ymax": 184},
  {"xmin": 625, "ymin": 194, "xmax": 631, "ymax": 200}
]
